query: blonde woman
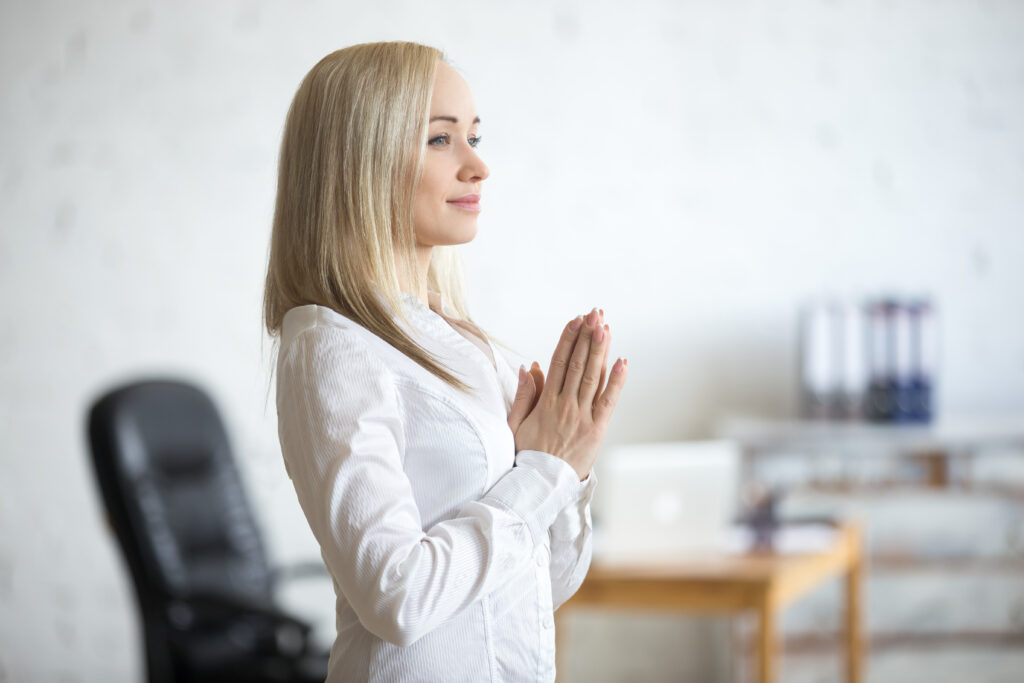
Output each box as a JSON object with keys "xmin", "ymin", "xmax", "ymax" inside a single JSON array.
[{"xmin": 264, "ymin": 42, "xmax": 627, "ymax": 682}]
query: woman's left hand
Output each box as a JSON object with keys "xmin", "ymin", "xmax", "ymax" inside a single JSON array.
[{"xmin": 507, "ymin": 361, "xmax": 544, "ymax": 436}]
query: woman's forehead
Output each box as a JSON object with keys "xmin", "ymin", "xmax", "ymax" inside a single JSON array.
[{"xmin": 430, "ymin": 62, "xmax": 477, "ymax": 120}]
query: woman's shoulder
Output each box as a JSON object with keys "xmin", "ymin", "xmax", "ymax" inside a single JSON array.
[
  {"xmin": 281, "ymin": 303, "xmax": 355, "ymax": 342},
  {"xmin": 279, "ymin": 304, "xmax": 394, "ymax": 370}
]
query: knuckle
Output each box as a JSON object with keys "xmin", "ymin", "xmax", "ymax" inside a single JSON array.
[{"xmin": 568, "ymin": 359, "xmax": 586, "ymax": 373}]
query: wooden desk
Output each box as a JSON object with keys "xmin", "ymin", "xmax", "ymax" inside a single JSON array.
[{"xmin": 556, "ymin": 522, "xmax": 864, "ymax": 683}]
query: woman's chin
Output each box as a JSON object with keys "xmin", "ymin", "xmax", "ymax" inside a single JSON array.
[
  {"xmin": 444, "ymin": 225, "xmax": 479, "ymax": 246},
  {"xmin": 416, "ymin": 218, "xmax": 479, "ymax": 247}
]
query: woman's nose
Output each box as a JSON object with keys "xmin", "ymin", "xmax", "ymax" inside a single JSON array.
[{"xmin": 459, "ymin": 148, "xmax": 489, "ymax": 183}]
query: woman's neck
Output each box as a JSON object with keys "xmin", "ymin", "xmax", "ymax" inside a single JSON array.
[
  {"xmin": 414, "ymin": 245, "xmax": 432, "ymax": 306},
  {"xmin": 396, "ymin": 245, "xmax": 433, "ymax": 307}
]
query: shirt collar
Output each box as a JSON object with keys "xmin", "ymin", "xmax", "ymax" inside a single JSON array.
[{"xmin": 399, "ymin": 290, "xmax": 453, "ymax": 318}]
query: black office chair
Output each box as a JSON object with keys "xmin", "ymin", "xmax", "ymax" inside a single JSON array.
[{"xmin": 87, "ymin": 379, "xmax": 329, "ymax": 683}]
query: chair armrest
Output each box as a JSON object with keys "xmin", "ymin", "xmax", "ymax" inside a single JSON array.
[
  {"xmin": 271, "ymin": 560, "xmax": 331, "ymax": 586},
  {"xmin": 169, "ymin": 592, "xmax": 309, "ymax": 635}
]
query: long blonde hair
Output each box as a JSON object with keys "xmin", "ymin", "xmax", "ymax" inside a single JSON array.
[{"xmin": 263, "ymin": 41, "xmax": 479, "ymax": 391}]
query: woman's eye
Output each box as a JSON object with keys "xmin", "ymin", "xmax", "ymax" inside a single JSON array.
[{"xmin": 427, "ymin": 133, "xmax": 482, "ymax": 149}]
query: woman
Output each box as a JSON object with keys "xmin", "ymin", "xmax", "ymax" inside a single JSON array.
[{"xmin": 263, "ymin": 41, "xmax": 627, "ymax": 682}]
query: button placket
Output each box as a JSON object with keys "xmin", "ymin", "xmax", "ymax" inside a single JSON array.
[{"xmin": 535, "ymin": 544, "xmax": 554, "ymax": 637}]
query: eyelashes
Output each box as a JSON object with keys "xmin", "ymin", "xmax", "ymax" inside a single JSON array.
[{"xmin": 428, "ymin": 133, "xmax": 482, "ymax": 149}]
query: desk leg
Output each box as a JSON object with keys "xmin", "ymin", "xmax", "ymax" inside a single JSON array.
[
  {"xmin": 757, "ymin": 591, "xmax": 776, "ymax": 683},
  {"xmin": 845, "ymin": 534, "xmax": 864, "ymax": 683}
]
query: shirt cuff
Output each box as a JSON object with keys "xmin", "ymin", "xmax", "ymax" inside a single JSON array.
[
  {"xmin": 576, "ymin": 468, "xmax": 598, "ymax": 505},
  {"xmin": 481, "ymin": 450, "xmax": 582, "ymax": 547},
  {"xmin": 551, "ymin": 468, "xmax": 598, "ymax": 540}
]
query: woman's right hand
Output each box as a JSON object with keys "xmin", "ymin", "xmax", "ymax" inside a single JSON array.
[{"xmin": 510, "ymin": 308, "xmax": 628, "ymax": 480}]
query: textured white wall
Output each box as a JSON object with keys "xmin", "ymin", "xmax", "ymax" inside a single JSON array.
[{"xmin": 1, "ymin": 0, "xmax": 1022, "ymax": 681}]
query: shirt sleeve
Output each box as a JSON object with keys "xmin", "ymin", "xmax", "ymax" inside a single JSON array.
[
  {"xmin": 549, "ymin": 470, "xmax": 597, "ymax": 610},
  {"xmin": 275, "ymin": 325, "xmax": 583, "ymax": 647}
]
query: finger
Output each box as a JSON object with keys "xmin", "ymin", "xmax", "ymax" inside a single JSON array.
[
  {"xmin": 594, "ymin": 324, "xmax": 610, "ymax": 408},
  {"xmin": 562, "ymin": 309, "xmax": 599, "ymax": 399},
  {"xmin": 546, "ymin": 315, "xmax": 584, "ymax": 394},
  {"xmin": 507, "ymin": 365, "xmax": 537, "ymax": 433},
  {"xmin": 529, "ymin": 361, "xmax": 544, "ymax": 399},
  {"xmin": 527, "ymin": 362, "xmax": 544, "ymax": 415},
  {"xmin": 594, "ymin": 358, "xmax": 628, "ymax": 424},
  {"xmin": 578, "ymin": 319, "xmax": 609, "ymax": 406}
]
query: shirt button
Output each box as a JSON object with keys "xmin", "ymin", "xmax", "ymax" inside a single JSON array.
[
  {"xmin": 535, "ymin": 548, "xmax": 546, "ymax": 567},
  {"xmin": 543, "ymin": 614, "xmax": 554, "ymax": 629}
]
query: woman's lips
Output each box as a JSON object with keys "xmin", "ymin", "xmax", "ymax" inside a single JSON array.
[{"xmin": 447, "ymin": 195, "xmax": 481, "ymax": 212}]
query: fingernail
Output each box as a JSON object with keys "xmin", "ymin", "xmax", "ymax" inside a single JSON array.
[
  {"xmin": 594, "ymin": 326, "xmax": 605, "ymax": 343},
  {"xmin": 569, "ymin": 316, "xmax": 583, "ymax": 331},
  {"xmin": 531, "ymin": 360, "xmax": 540, "ymax": 370},
  {"xmin": 613, "ymin": 358, "xmax": 624, "ymax": 373},
  {"xmin": 518, "ymin": 365, "xmax": 527, "ymax": 386},
  {"xmin": 586, "ymin": 309, "xmax": 599, "ymax": 325}
]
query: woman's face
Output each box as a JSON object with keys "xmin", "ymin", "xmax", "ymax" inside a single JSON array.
[{"xmin": 412, "ymin": 62, "xmax": 490, "ymax": 248}]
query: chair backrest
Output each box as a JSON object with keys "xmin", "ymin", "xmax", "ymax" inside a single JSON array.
[{"xmin": 87, "ymin": 379, "xmax": 273, "ymax": 608}]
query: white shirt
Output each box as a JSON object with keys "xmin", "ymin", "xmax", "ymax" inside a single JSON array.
[{"xmin": 275, "ymin": 292, "xmax": 596, "ymax": 682}]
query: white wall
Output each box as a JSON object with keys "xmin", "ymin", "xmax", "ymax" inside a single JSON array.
[{"xmin": 1, "ymin": 0, "xmax": 1022, "ymax": 680}]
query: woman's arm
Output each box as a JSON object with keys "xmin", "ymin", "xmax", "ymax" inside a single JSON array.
[
  {"xmin": 502, "ymin": 310, "xmax": 622, "ymax": 608},
  {"xmin": 502, "ymin": 358, "xmax": 597, "ymax": 608},
  {"xmin": 276, "ymin": 324, "xmax": 584, "ymax": 647}
]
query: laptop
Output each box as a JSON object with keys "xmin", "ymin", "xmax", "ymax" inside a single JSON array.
[{"xmin": 591, "ymin": 440, "xmax": 741, "ymax": 563}]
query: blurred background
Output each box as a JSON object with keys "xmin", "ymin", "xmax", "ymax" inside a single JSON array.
[{"xmin": 1, "ymin": 0, "xmax": 1022, "ymax": 681}]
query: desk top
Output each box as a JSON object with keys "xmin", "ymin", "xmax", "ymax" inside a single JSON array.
[{"xmin": 571, "ymin": 522, "xmax": 862, "ymax": 611}]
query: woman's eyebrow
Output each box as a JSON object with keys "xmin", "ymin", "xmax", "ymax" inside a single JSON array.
[{"xmin": 429, "ymin": 115, "xmax": 481, "ymax": 124}]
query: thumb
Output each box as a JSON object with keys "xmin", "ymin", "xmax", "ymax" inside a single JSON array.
[{"xmin": 507, "ymin": 365, "xmax": 536, "ymax": 433}]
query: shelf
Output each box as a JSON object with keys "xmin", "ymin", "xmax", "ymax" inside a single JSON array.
[
  {"xmin": 867, "ymin": 554, "xmax": 1024, "ymax": 573},
  {"xmin": 717, "ymin": 415, "xmax": 1024, "ymax": 453},
  {"xmin": 773, "ymin": 631, "xmax": 1024, "ymax": 655},
  {"xmin": 788, "ymin": 482, "xmax": 1024, "ymax": 500}
]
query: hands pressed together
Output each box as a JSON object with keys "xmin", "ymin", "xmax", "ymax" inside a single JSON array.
[{"xmin": 506, "ymin": 308, "xmax": 628, "ymax": 481}]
